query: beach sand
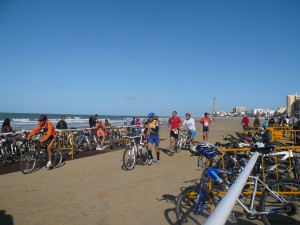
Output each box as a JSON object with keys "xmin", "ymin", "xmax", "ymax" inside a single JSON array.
[{"xmin": 1, "ymin": 117, "xmax": 263, "ymax": 225}]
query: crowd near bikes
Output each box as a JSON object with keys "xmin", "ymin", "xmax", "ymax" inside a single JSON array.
[{"xmin": 0, "ymin": 114, "xmax": 141, "ymax": 174}]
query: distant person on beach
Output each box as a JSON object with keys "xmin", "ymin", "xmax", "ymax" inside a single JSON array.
[
  {"xmin": 104, "ymin": 118, "xmax": 112, "ymax": 137},
  {"xmin": 27, "ymin": 115, "xmax": 56, "ymax": 169},
  {"xmin": 168, "ymin": 111, "xmax": 182, "ymax": 153},
  {"xmin": 200, "ymin": 112, "xmax": 211, "ymax": 142},
  {"xmin": 268, "ymin": 117, "xmax": 275, "ymax": 126},
  {"xmin": 124, "ymin": 118, "xmax": 127, "ymax": 126},
  {"xmin": 263, "ymin": 118, "xmax": 269, "ymax": 129},
  {"xmin": 146, "ymin": 112, "xmax": 160, "ymax": 165},
  {"xmin": 56, "ymin": 116, "xmax": 68, "ymax": 130},
  {"xmin": 1, "ymin": 118, "xmax": 13, "ymax": 133},
  {"xmin": 181, "ymin": 113, "xmax": 197, "ymax": 152},
  {"xmin": 136, "ymin": 118, "xmax": 141, "ymax": 126},
  {"xmin": 95, "ymin": 119, "xmax": 106, "ymax": 150},
  {"xmin": 253, "ymin": 115, "xmax": 260, "ymax": 127},
  {"xmin": 89, "ymin": 114, "xmax": 98, "ymax": 128},
  {"xmin": 130, "ymin": 117, "xmax": 136, "ymax": 126},
  {"xmin": 241, "ymin": 114, "xmax": 249, "ymax": 130}
]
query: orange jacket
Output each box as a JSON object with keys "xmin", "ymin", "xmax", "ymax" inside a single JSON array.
[{"xmin": 28, "ymin": 120, "xmax": 57, "ymax": 141}]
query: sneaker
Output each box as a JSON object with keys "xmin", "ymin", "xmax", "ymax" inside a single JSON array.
[
  {"xmin": 45, "ymin": 161, "xmax": 52, "ymax": 168},
  {"xmin": 148, "ymin": 159, "xmax": 153, "ymax": 165},
  {"xmin": 156, "ymin": 160, "xmax": 160, "ymax": 165},
  {"xmin": 96, "ymin": 147, "xmax": 104, "ymax": 151}
]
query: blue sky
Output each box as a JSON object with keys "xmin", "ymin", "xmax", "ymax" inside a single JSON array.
[{"xmin": 0, "ymin": 0, "xmax": 299, "ymax": 117}]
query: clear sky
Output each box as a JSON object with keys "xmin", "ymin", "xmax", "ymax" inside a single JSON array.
[{"xmin": 0, "ymin": 0, "xmax": 299, "ymax": 117}]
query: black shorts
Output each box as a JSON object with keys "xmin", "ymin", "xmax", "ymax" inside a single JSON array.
[
  {"xmin": 203, "ymin": 127, "xmax": 209, "ymax": 132},
  {"xmin": 170, "ymin": 130, "xmax": 179, "ymax": 139}
]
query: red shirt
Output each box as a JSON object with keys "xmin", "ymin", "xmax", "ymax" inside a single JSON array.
[
  {"xmin": 242, "ymin": 116, "xmax": 249, "ymax": 126},
  {"xmin": 169, "ymin": 117, "xmax": 182, "ymax": 130}
]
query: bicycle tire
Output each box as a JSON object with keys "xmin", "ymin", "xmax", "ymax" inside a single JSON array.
[
  {"xmin": 0, "ymin": 146, "xmax": 7, "ymax": 165},
  {"xmin": 123, "ymin": 148, "xmax": 136, "ymax": 170},
  {"xmin": 259, "ymin": 179, "xmax": 300, "ymax": 225},
  {"xmin": 52, "ymin": 149, "xmax": 63, "ymax": 168},
  {"xmin": 176, "ymin": 185, "xmax": 218, "ymax": 225},
  {"xmin": 20, "ymin": 151, "xmax": 37, "ymax": 174},
  {"xmin": 138, "ymin": 145, "xmax": 148, "ymax": 165},
  {"xmin": 175, "ymin": 138, "xmax": 183, "ymax": 153}
]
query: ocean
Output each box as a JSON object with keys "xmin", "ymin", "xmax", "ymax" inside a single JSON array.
[{"xmin": 0, "ymin": 112, "xmax": 171, "ymax": 131}]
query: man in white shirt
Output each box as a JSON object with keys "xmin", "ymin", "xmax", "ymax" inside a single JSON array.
[{"xmin": 182, "ymin": 113, "xmax": 197, "ymax": 152}]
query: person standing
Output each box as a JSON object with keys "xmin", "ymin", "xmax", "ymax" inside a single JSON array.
[
  {"xmin": 168, "ymin": 111, "xmax": 182, "ymax": 152},
  {"xmin": 200, "ymin": 113, "xmax": 211, "ymax": 142},
  {"xmin": 241, "ymin": 114, "xmax": 249, "ymax": 130},
  {"xmin": 253, "ymin": 115, "xmax": 260, "ymax": 128},
  {"xmin": 146, "ymin": 112, "xmax": 160, "ymax": 165},
  {"xmin": 89, "ymin": 114, "xmax": 98, "ymax": 128},
  {"xmin": 1, "ymin": 118, "xmax": 13, "ymax": 133},
  {"xmin": 56, "ymin": 116, "xmax": 68, "ymax": 129},
  {"xmin": 95, "ymin": 119, "xmax": 106, "ymax": 150},
  {"xmin": 182, "ymin": 113, "xmax": 197, "ymax": 152}
]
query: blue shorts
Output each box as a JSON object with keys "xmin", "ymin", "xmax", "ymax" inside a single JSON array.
[
  {"xmin": 188, "ymin": 130, "xmax": 196, "ymax": 138},
  {"xmin": 147, "ymin": 134, "xmax": 160, "ymax": 146}
]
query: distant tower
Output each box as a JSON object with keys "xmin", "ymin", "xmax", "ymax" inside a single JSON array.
[{"xmin": 213, "ymin": 97, "xmax": 216, "ymax": 115}]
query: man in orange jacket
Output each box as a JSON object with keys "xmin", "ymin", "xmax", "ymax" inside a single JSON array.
[{"xmin": 27, "ymin": 114, "xmax": 57, "ymax": 169}]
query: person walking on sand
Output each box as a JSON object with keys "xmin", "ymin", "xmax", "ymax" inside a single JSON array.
[
  {"xmin": 181, "ymin": 113, "xmax": 197, "ymax": 152},
  {"xmin": 168, "ymin": 111, "xmax": 182, "ymax": 153},
  {"xmin": 200, "ymin": 112, "xmax": 211, "ymax": 142},
  {"xmin": 146, "ymin": 112, "xmax": 160, "ymax": 165},
  {"xmin": 241, "ymin": 114, "xmax": 249, "ymax": 130}
]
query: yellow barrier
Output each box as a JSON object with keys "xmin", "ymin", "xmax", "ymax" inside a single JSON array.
[{"xmin": 56, "ymin": 130, "xmax": 75, "ymax": 159}]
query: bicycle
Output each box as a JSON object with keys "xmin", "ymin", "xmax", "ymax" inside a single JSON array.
[
  {"xmin": 122, "ymin": 135, "xmax": 148, "ymax": 170},
  {"xmin": 176, "ymin": 143, "xmax": 300, "ymax": 225},
  {"xmin": 20, "ymin": 139, "xmax": 63, "ymax": 174},
  {"xmin": 174, "ymin": 129, "xmax": 192, "ymax": 153}
]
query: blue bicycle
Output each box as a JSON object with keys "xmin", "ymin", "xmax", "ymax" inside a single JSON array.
[{"xmin": 175, "ymin": 142, "xmax": 300, "ymax": 225}]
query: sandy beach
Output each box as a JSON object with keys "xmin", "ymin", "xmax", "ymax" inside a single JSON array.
[{"xmin": 0, "ymin": 117, "xmax": 266, "ymax": 225}]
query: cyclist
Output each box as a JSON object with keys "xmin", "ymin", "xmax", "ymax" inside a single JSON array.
[
  {"xmin": 146, "ymin": 112, "xmax": 160, "ymax": 165},
  {"xmin": 168, "ymin": 111, "xmax": 182, "ymax": 153},
  {"xmin": 181, "ymin": 113, "xmax": 197, "ymax": 152},
  {"xmin": 27, "ymin": 115, "xmax": 57, "ymax": 169}
]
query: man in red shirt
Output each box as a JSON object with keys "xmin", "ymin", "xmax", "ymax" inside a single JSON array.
[
  {"xmin": 168, "ymin": 111, "xmax": 182, "ymax": 152},
  {"xmin": 242, "ymin": 114, "xmax": 249, "ymax": 130}
]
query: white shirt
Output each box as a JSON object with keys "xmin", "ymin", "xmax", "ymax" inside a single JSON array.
[{"xmin": 183, "ymin": 118, "xmax": 196, "ymax": 131}]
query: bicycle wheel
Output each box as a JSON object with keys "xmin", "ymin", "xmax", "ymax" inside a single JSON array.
[
  {"xmin": 175, "ymin": 138, "xmax": 183, "ymax": 153},
  {"xmin": 138, "ymin": 146, "xmax": 148, "ymax": 165},
  {"xmin": 176, "ymin": 185, "xmax": 217, "ymax": 225},
  {"xmin": 52, "ymin": 149, "xmax": 62, "ymax": 168},
  {"xmin": 20, "ymin": 151, "xmax": 37, "ymax": 174},
  {"xmin": 259, "ymin": 179, "xmax": 300, "ymax": 225},
  {"xmin": 123, "ymin": 148, "xmax": 136, "ymax": 170}
]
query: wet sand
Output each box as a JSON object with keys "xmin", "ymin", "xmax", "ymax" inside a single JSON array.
[{"xmin": 1, "ymin": 117, "xmax": 262, "ymax": 225}]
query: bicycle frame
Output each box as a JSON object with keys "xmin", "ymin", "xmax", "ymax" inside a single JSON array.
[{"xmin": 202, "ymin": 163, "xmax": 293, "ymax": 217}]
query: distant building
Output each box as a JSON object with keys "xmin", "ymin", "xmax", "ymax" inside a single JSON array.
[
  {"xmin": 287, "ymin": 93, "xmax": 300, "ymax": 116},
  {"xmin": 275, "ymin": 106, "xmax": 287, "ymax": 116},
  {"xmin": 233, "ymin": 107, "xmax": 247, "ymax": 115}
]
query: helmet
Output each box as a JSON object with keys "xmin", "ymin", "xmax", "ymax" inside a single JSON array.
[
  {"xmin": 185, "ymin": 112, "xmax": 191, "ymax": 116},
  {"xmin": 38, "ymin": 114, "xmax": 47, "ymax": 122},
  {"xmin": 204, "ymin": 112, "xmax": 209, "ymax": 116},
  {"xmin": 148, "ymin": 112, "xmax": 156, "ymax": 118}
]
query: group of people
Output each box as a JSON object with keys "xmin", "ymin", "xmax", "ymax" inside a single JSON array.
[
  {"xmin": 143, "ymin": 111, "xmax": 212, "ymax": 166},
  {"xmin": 241, "ymin": 114, "xmax": 294, "ymax": 130}
]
